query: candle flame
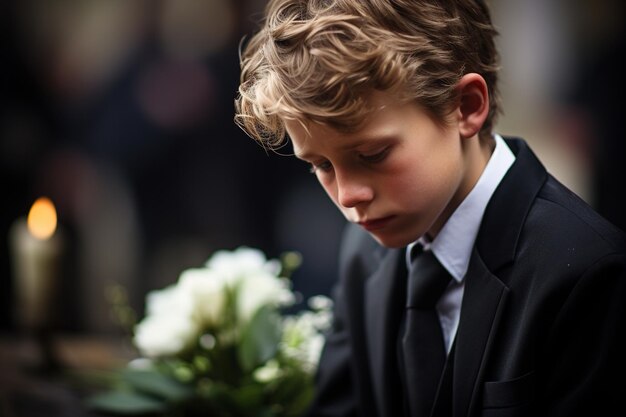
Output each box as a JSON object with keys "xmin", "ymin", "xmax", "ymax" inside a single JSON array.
[{"xmin": 27, "ymin": 197, "xmax": 57, "ymax": 240}]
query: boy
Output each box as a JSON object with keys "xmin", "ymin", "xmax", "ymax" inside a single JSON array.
[{"xmin": 235, "ymin": 1, "xmax": 626, "ymax": 416}]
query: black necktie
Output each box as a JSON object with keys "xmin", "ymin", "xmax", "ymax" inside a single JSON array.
[{"xmin": 400, "ymin": 247, "xmax": 452, "ymax": 417}]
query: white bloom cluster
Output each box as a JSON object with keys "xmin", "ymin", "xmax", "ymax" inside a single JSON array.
[
  {"xmin": 133, "ymin": 247, "xmax": 296, "ymax": 358},
  {"xmin": 278, "ymin": 295, "xmax": 333, "ymax": 375}
]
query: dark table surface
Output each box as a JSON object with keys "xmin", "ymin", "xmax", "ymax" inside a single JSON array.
[{"xmin": 0, "ymin": 334, "xmax": 134, "ymax": 417}]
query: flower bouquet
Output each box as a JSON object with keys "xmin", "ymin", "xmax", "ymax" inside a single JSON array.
[{"xmin": 88, "ymin": 247, "xmax": 332, "ymax": 417}]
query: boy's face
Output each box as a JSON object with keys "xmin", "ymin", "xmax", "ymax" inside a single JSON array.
[{"xmin": 285, "ymin": 91, "xmax": 479, "ymax": 248}]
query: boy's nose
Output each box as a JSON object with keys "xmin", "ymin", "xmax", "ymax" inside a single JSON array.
[{"xmin": 336, "ymin": 175, "xmax": 374, "ymax": 208}]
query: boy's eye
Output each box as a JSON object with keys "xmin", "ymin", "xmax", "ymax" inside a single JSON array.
[
  {"xmin": 359, "ymin": 147, "xmax": 390, "ymax": 164},
  {"xmin": 309, "ymin": 160, "xmax": 333, "ymax": 174}
]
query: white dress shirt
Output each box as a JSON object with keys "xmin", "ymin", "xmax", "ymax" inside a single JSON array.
[{"xmin": 406, "ymin": 134, "xmax": 515, "ymax": 354}]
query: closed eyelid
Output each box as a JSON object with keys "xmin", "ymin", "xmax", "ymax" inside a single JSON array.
[
  {"xmin": 359, "ymin": 146, "xmax": 389, "ymax": 156},
  {"xmin": 358, "ymin": 145, "xmax": 392, "ymax": 162},
  {"xmin": 309, "ymin": 161, "xmax": 333, "ymax": 174}
]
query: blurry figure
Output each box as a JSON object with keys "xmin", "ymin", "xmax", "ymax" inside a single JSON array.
[
  {"xmin": 557, "ymin": 0, "xmax": 626, "ymax": 232},
  {"xmin": 38, "ymin": 150, "xmax": 141, "ymax": 333}
]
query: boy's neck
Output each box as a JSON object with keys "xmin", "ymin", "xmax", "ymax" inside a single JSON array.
[{"xmin": 428, "ymin": 133, "xmax": 495, "ymax": 238}]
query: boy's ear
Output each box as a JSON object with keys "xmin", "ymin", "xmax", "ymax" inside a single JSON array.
[{"xmin": 456, "ymin": 73, "xmax": 489, "ymax": 138}]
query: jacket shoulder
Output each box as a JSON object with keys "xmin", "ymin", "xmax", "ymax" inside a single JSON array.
[{"xmin": 530, "ymin": 176, "xmax": 626, "ymax": 257}]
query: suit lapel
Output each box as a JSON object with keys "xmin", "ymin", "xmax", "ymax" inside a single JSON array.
[
  {"xmin": 452, "ymin": 249, "xmax": 509, "ymax": 417},
  {"xmin": 364, "ymin": 247, "xmax": 406, "ymax": 417},
  {"xmin": 477, "ymin": 137, "xmax": 548, "ymax": 271},
  {"xmin": 448, "ymin": 137, "xmax": 547, "ymax": 417}
]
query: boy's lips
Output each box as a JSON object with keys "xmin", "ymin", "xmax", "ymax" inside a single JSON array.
[{"xmin": 357, "ymin": 215, "xmax": 395, "ymax": 231}]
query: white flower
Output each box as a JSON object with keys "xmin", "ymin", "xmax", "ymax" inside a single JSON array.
[
  {"xmin": 134, "ymin": 311, "xmax": 200, "ymax": 358},
  {"xmin": 281, "ymin": 310, "xmax": 328, "ymax": 374},
  {"xmin": 178, "ymin": 267, "xmax": 227, "ymax": 328},
  {"xmin": 308, "ymin": 295, "xmax": 333, "ymax": 312},
  {"xmin": 144, "ymin": 284, "xmax": 181, "ymax": 316},
  {"xmin": 131, "ymin": 246, "xmax": 327, "ymax": 376},
  {"xmin": 253, "ymin": 359, "xmax": 282, "ymax": 383},
  {"xmin": 134, "ymin": 284, "xmax": 200, "ymax": 358},
  {"xmin": 206, "ymin": 247, "xmax": 281, "ymax": 283},
  {"xmin": 200, "ymin": 246, "xmax": 294, "ymax": 325},
  {"xmin": 236, "ymin": 272, "xmax": 295, "ymax": 323}
]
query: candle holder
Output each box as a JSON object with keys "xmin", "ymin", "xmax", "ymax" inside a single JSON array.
[
  {"xmin": 15, "ymin": 289, "xmax": 63, "ymax": 374},
  {"xmin": 15, "ymin": 321, "xmax": 63, "ymax": 375}
]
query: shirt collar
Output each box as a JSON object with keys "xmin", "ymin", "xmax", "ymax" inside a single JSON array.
[{"xmin": 406, "ymin": 134, "xmax": 515, "ymax": 281}]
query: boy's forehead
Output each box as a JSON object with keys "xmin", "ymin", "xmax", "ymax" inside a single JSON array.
[{"xmin": 284, "ymin": 89, "xmax": 402, "ymax": 146}]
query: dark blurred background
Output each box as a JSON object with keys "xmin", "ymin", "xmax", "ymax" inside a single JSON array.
[
  {"xmin": 1, "ymin": 0, "xmax": 624, "ymax": 335},
  {"xmin": 1, "ymin": 0, "xmax": 347, "ymax": 337}
]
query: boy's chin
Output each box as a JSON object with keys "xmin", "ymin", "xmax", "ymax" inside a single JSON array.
[{"xmin": 368, "ymin": 232, "xmax": 415, "ymax": 249}]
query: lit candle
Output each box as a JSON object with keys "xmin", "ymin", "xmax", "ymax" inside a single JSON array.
[{"xmin": 9, "ymin": 197, "xmax": 65, "ymax": 330}]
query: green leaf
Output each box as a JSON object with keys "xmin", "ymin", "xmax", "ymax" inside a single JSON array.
[
  {"xmin": 121, "ymin": 368, "xmax": 193, "ymax": 402},
  {"xmin": 86, "ymin": 391, "xmax": 166, "ymax": 414},
  {"xmin": 64, "ymin": 368, "xmax": 123, "ymax": 389},
  {"xmin": 269, "ymin": 369, "xmax": 315, "ymax": 416},
  {"xmin": 199, "ymin": 381, "xmax": 248, "ymax": 416},
  {"xmin": 238, "ymin": 306, "xmax": 282, "ymax": 372},
  {"xmin": 232, "ymin": 382, "xmax": 265, "ymax": 414}
]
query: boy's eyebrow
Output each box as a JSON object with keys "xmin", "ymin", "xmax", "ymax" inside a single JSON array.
[
  {"xmin": 339, "ymin": 134, "xmax": 398, "ymax": 151},
  {"xmin": 294, "ymin": 134, "xmax": 397, "ymax": 160},
  {"xmin": 292, "ymin": 145, "xmax": 320, "ymax": 161}
]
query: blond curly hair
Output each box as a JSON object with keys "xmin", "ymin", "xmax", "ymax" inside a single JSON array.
[{"xmin": 235, "ymin": 0, "xmax": 501, "ymax": 148}]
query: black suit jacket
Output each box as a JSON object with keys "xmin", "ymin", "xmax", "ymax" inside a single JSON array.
[{"xmin": 306, "ymin": 138, "xmax": 626, "ymax": 417}]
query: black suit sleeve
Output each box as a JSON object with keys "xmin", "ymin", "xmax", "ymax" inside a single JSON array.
[{"xmin": 540, "ymin": 253, "xmax": 626, "ymax": 417}]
